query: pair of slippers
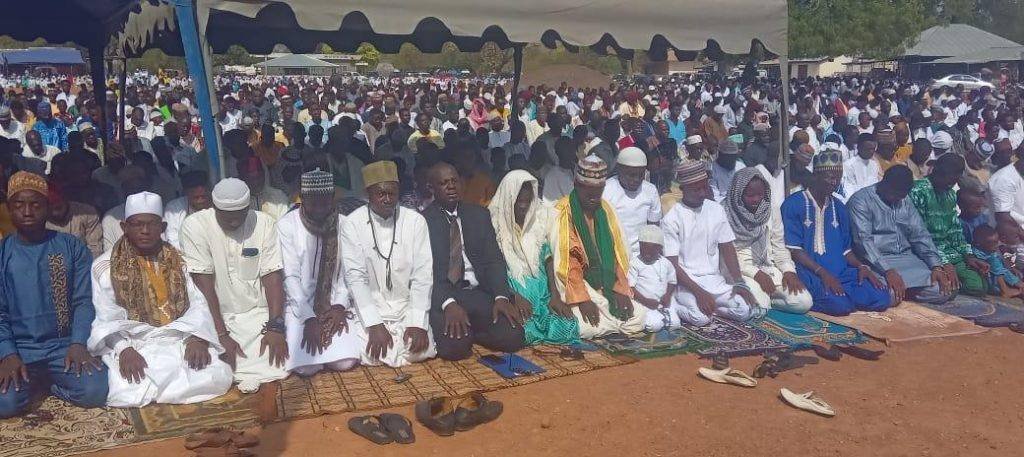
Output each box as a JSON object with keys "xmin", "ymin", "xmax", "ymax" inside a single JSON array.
[
  {"xmin": 415, "ymin": 392, "xmax": 503, "ymax": 437},
  {"xmin": 184, "ymin": 428, "xmax": 259, "ymax": 456},
  {"xmin": 812, "ymin": 344, "xmax": 884, "ymax": 362},
  {"xmin": 348, "ymin": 413, "xmax": 415, "ymax": 445}
]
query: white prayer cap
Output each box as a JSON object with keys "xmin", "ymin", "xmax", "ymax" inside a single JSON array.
[
  {"xmin": 149, "ymin": 110, "xmax": 163, "ymax": 120},
  {"xmin": 931, "ymin": 131, "xmax": 953, "ymax": 150},
  {"xmin": 713, "ymin": 105, "xmax": 728, "ymax": 114},
  {"xmin": 617, "ymin": 147, "xmax": 647, "ymax": 167},
  {"xmin": 685, "ymin": 135, "xmax": 703, "ymax": 145},
  {"xmin": 639, "ymin": 225, "xmax": 664, "ymax": 246},
  {"xmin": 212, "ymin": 178, "xmax": 251, "ymax": 211},
  {"xmin": 921, "ymin": 109, "xmax": 932, "ymax": 119},
  {"xmin": 124, "ymin": 191, "xmax": 163, "ymax": 220}
]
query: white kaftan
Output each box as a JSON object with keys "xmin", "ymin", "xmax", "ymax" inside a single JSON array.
[
  {"xmin": 179, "ymin": 209, "xmax": 289, "ymax": 390},
  {"xmin": 602, "ymin": 176, "xmax": 662, "ymax": 259},
  {"xmin": 88, "ymin": 251, "xmax": 233, "ymax": 407},
  {"xmin": 340, "ymin": 205, "xmax": 436, "ymax": 367},
  {"xmin": 277, "ymin": 210, "xmax": 361, "ymax": 372}
]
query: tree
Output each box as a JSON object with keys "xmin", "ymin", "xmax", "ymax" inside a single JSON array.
[
  {"xmin": 212, "ymin": 45, "xmax": 258, "ymax": 67},
  {"xmin": 356, "ymin": 43, "xmax": 381, "ymax": 69},
  {"xmin": 789, "ymin": 0, "xmax": 933, "ymax": 59}
]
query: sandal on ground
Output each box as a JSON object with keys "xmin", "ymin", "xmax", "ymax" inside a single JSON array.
[
  {"xmin": 776, "ymin": 350, "xmax": 819, "ymax": 370},
  {"xmin": 453, "ymin": 392, "xmax": 504, "ymax": 431},
  {"xmin": 697, "ymin": 367, "xmax": 757, "ymax": 387},
  {"xmin": 834, "ymin": 345, "xmax": 884, "ymax": 361},
  {"xmin": 185, "ymin": 428, "xmax": 234, "ymax": 450},
  {"xmin": 710, "ymin": 350, "xmax": 730, "ymax": 370},
  {"xmin": 378, "ymin": 413, "xmax": 415, "ymax": 444},
  {"xmin": 811, "ymin": 344, "xmax": 842, "ymax": 361},
  {"xmin": 192, "ymin": 444, "xmax": 256, "ymax": 457},
  {"xmin": 779, "ymin": 388, "xmax": 836, "ymax": 417},
  {"xmin": 753, "ymin": 353, "xmax": 781, "ymax": 379},
  {"xmin": 414, "ymin": 397, "xmax": 458, "ymax": 437},
  {"xmin": 347, "ymin": 415, "xmax": 395, "ymax": 445}
]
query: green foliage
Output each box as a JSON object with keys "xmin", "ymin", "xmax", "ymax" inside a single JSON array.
[
  {"xmin": 211, "ymin": 45, "xmax": 258, "ymax": 67},
  {"xmin": 923, "ymin": 0, "xmax": 1024, "ymax": 44},
  {"xmin": 127, "ymin": 49, "xmax": 185, "ymax": 73},
  {"xmin": 789, "ymin": 0, "xmax": 934, "ymax": 59},
  {"xmin": 356, "ymin": 43, "xmax": 382, "ymax": 69}
]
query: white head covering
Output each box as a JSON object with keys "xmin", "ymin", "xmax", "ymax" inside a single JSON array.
[
  {"xmin": 487, "ymin": 170, "xmax": 549, "ymax": 282},
  {"xmin": 931, "ymin": 131, "xmax": 953, "ymax": 150},
  {"xmin": 639, "ymin": 225, "xmax": 664, "ymax": 246},
  {"xmin": 124, "ymin": 191, "xmax": 163, "ymax": 219},
  {"xmin": 713, "ymin": 105, "xmax": 728, "ymax": 114},
  {"xmin": 686, "ymin": 135, "xmax": 704, "ymax": 145},
  {"xmin": 212, "ymin": 178, "xmax": 251, "ymax": 211},
  {"xmin": 616, "ymin": 147, "xmax": 647, "ymax": 167}
]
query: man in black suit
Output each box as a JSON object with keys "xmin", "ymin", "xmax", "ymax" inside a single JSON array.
[{"xmin": 423, "ymin": 161, "xmax": 530, "ymax": 360}]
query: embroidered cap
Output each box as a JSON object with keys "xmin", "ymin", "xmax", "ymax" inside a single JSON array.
[
  {"xmin": 211, "ymin": 178, "xmax": 251, "ymax": 211},
  {"xmin": 616, "ymin": 147, "xmax": 647, "ymax": 167},
  {"xmin": 301, "ymin": 168, "xmax": 334, "ymax": 195},
  {"xmin": 675, "ymin": 159, "xmax": 708, "ymax": 185},
  {"xmin": 7, "ymin": 171, "xmax": 47, "ymax": 198},
  {"xmin": 125, "ymin": 191, "xmax": 163, "ymax": 219},
  {"xmin": 813, "ymin": 148, "xmax": 843, "ymax": 173},
  {"xmin": 575, "ymin": 155, "xmax": 609, "ymax": 185},
  {"xmin": 685, "ymin": 135, "xmax": 703, "ymax": 146},
  {"xmin": 363, "ymin": 160, "xmax": 399, "ymax": 189}
]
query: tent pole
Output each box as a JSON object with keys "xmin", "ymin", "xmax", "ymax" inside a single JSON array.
[
  {"xmin": 510, "ymin": 44, "xmax": 525, "ymax": 122},
  {"xmin": 118, "ymin": 57, "xmax": 127, "ymax": 142},
  {"xmin": 779, "ymin": 53, "xmax": 790, "ymax": 190},
  {"xmin": 88, "ymin": 43, "xmax": 107, "ymax": 149},
  {"xmin": 173, "ymin": 0, "xmax": 222, "ymax": 179}
]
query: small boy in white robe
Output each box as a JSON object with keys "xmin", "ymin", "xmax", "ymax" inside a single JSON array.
[{"xmin": 628, "ymin": 226, "xmax": 678, "ymax": 332}]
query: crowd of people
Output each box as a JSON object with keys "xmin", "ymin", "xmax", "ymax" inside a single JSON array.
[{"xmin": 0, "ymin": 67, "xmax": 1022, "ymax": 419}]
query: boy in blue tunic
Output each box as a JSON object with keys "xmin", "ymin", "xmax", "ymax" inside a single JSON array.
[
  {"xmin": 0, "ymin": 171, "xmax": 107, "ymax": 418},
  {"xmin": 781, "ymin": 149, "xmax": 892, "ymax": 316}
]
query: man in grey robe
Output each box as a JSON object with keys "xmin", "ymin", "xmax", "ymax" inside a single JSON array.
[{"xmin": 848, "ymin": 165, "xmax": 959, "ymax": 305}]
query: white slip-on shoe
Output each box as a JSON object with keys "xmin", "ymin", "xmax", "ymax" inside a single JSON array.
[
  {"xmin": 780, "ymin": 388, "xmax": 836, "ymax": 417},
  {"xmin": 697, "ymin": 367, "xmax": 758, "ymax": 387}
]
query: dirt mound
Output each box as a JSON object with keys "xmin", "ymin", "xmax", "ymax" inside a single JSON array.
[{"xmin": 519, "ymin": 64, "xmax": 611, "ymax": 89}]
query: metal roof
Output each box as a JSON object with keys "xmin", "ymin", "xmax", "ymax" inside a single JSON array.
[
  {"xmin": 257, "ymin": 54, "xmax": 338, "ymax": 68},
  {"xmin": 903, "ymin": 24, "xmax": 1021, "ymax": 58},
  {"xmin": 2, "ymin": 47, "xmax": 86, "ymax": 65},
  {"xmin": 926, "ymin": 46, "xmax": 1024, "ymax": 65}
]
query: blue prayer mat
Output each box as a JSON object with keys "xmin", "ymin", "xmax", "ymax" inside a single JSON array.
[
  {"xmin": 922, "ymin": 295, "xmax": 1024, "ymax": 328},
  {"xmin": 752, "ymin": 310, "xmax": 867, "ymax": 348}
]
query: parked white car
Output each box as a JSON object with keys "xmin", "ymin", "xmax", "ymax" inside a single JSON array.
[{"xmin": 930, "ymin": 74, "xmax": 995, "ymax": 91}]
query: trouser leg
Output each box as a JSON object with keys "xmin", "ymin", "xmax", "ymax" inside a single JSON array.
[
  {"xmin": 907, "ymin": 283, "xmax": 957, "ymax": 304},
  {"xmin": 457, "ymin": 289, "xmax": 526, "ymax": 354},
  {"xmin": 45, "ymin": 353, "xmax": 108, "ymax": 409},
  {"xmin": 429, "ymin": 305, "xmax": 474, "ymax": 361},
  {"xmin": 955, "ymin": 261, "xmax": 988, "ymax": 296}
]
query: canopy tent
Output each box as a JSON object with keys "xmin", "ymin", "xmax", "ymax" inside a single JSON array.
[
  {"xmin": 1, "ymin": 48, "xmax": 86, "ymax": 65},
  {"xmin": 116, "ymin": 0, "xmax": 789, "ymax": 177}
]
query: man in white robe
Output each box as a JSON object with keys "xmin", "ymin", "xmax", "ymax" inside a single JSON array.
[
  {"xmin": 163, "ymin": 171, "xmax": 212, "ymax": 249},
  {"xmin": 602, "ymin": 147, "xmax": 662, "ymax": 259},
  {"xmin": 180, "ymin": 178, "xmax": 290, "ymax": 393},
  {"xmin": 841, "ymin": 136, "xmax": 880, "ymax": 203},
  {"xmin": 340, "ymin": 161, "xmax": 436, "ymax": 367},
  {"xmin": 279, "ymin": 169, "xmax": 361, "ymax": 376},
  {"xmin": 88, "ymin": 192, "xmax": 232, "ymax": 407}
]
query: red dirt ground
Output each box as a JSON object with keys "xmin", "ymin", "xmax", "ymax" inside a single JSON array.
[{"xmin": 89, "ymin": 330, "xmax": 1024, "ymax": 457}]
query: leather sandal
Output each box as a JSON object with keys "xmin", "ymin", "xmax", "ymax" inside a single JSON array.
[
  {"xmin": 453, "ymin": 392, "xmax": 504, "ymax": 431},
  {"xmin": 414, "ymin": 397, "xmax": 458, "ymax": 437}
]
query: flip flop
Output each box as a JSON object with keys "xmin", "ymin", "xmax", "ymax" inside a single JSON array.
[
  {"xmin": 378, "ymin": 413, "xmax": 415, "ymax": 444},
  {"xmin": 811, "ymin": 344, "xmax": 842, "ymax": 361},
  {"xmin": 779, "ymin": 388, "xmax": 836, "ymax": 417},
  {"xmin": 834, "ymin": 345, "xmax": 884, "ymax": 361},
  {"xmin": 347, "ymin": 415, "xmax": 395, "ymax": 445},
  {"xmin": 697, "ymin": 367, "xmax": 757, "ymax": 387}
]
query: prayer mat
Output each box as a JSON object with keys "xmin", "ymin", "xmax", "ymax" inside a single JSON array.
[
  {"xmin": 811, "ymin": 302, "xmax": 989, "ymax": 343},
  {"xmin": 273, "ymin": 345, "xmax": 633, "ymax": 421},
  {"xmin": 921, "ymin": 295, "xmax": 1024, "ymax": 328},
  {"xmin": 588, "ymin": 329, "xmax": 712, "ymax": 359},
  {"xmin": 0, "ymin": 397, "xmax": 135, "ymax": 457},
  {"xmin": 128, "ymin": 387, "xmax": 260, "ymax": 440},
  {"xmin": 752, "ymin": 310, "xmax": 867, "ymax": 348},
  {"xmin": 680, "ymin": 317, "xmax": 788, "ymax": 357}
]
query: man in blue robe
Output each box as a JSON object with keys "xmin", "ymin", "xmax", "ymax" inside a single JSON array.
[
  {"xmin": 781, "ymin": 148, "xmax": 892, "ymax": 316},
  {"xmin": 0, "ymin": 171, "xmax": 107, "ymax": 418}
]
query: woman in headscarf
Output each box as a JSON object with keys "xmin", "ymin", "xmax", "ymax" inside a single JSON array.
[
  {"xmin": 724, "ymin": 167, "xmax": 813, "ymax": 314},
  {"xmin": 488, "ymin": 170, "xmax": 580, "ymax": 345},
  {"xmin": 468, "ymin": 98, "xmax": 490, "ymax": 131}
]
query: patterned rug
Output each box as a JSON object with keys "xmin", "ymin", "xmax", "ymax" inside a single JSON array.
[
  {"xmin": 273, "ymin": 345, "xmax": 632, "ymax": 421},
  {"xmin": 128, "ymin": 388, "xmax": 261, "ymax": 440},
  {"xmin": 0, "ymin": 397, "xmax": 135, "ymax": 457},
  {"xmin": 812, "ymin": 302, "xmax": 989, "ymax": 343},
  {"xmin": 752, "ymin": 310, "xmax": 867, "ymax": 348},
  {"xmin": 589, "ymin": 329, "xmax": 712, "ymax": 359},
  {"xmin": 922, "ymin": 295, "xmax": 1024, "ymax": 327},
  {"xmin": 680, "ymin": 317, "xmax": 788, "ymax": 357}
]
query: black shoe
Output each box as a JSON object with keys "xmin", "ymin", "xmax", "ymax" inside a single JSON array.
[
  {"xmin": 414, "ymin": 397, "xmax": 458, "ymax": 437},
  {"xmin": 453, "ymin": 392, "xmax": 503, "ymax": 431}
]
